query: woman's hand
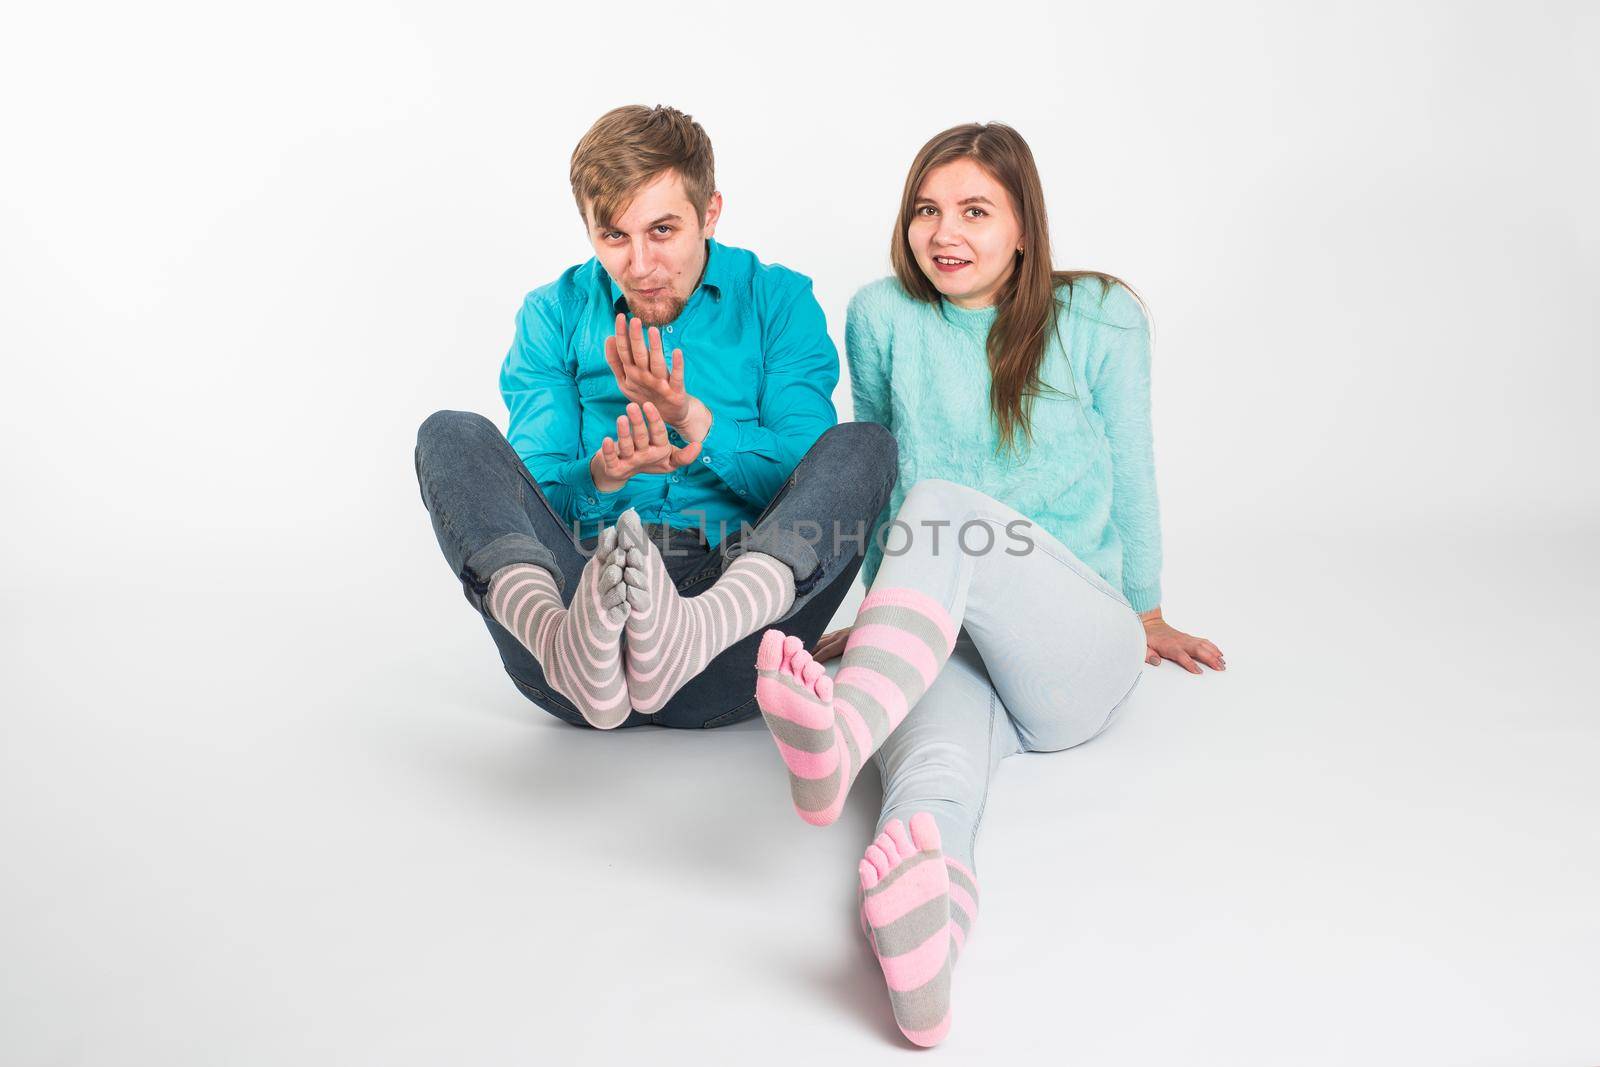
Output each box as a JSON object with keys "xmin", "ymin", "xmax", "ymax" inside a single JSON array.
[
  {"xmin": 1139, "ymin": 608, "xmax": 1224, "ymax": 673},
  {"xmin": 812, "ymin": 627, "xmax": 852, "ymax": 662}
]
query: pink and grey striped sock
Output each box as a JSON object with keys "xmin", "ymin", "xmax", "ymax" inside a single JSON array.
[
  {"xmin": 618, "ymin": 508, "xmax": 795, "ymax": 715},
  {"xmin": 755, "ymin": 587, "xmax": 957, "ymax": 825},
  {"xmin": 857, "ymin": 813, "xmax": 980, "ymax": 1047},
  {"xmin": 486, "ymin": 527, "xmax": 632, "ymax": 729}
]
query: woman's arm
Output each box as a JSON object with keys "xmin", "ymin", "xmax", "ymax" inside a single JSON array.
[{"xmin": 1086, "ymin": 283, "xmax": 1223, "ymax": 673}]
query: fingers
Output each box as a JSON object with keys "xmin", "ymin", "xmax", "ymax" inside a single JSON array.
[
  {"xmin": 646, "ymin": 326, "xmax": 667, "ymax": 380},
  {"xmin": 628, "ymin": 317, "xmax": 650, "ymax": 374},
  {"xmin": 613, "ymin": 414, "xmax": 634, "ymax": 461},
  {"xmin": 604, "ymin": 335, "xmax": 628, "ymax": 388},
  {"xmin": 669, "ymin": 347, "xmax": 685, "ymax": 392},
  {"xmin": 1145, "ymin": 645, "xmax": 1161, "ymax": 667},
  {"xmin": 1175, "ymin": 650, "xmax": 1201, "ymax": 675},
  {"xmin": 600, "ymin": 436, "xmax": 620, "ymax": 474},
  {"xmin": 642, "ymin": 401, "xmax": 669, "ymax": 447},
  {"xmin": 613, "ymin": 313, "xmax": 634, "ymax": 369},
  {"xmin": 813, "ymin": 627, "xmax": 851, "ymax": 662},
  {"xmin": 670, "ymin": 437, "xmax": 703, "ymax": 468},
  {"xmin": 626, "ymin": 403, "xmax": 650, "ymax": 451}
]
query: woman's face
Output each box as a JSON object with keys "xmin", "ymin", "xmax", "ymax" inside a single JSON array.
[{"xmin": 906, "ymin": 158, "xmax": 1024, "ymax": 309}]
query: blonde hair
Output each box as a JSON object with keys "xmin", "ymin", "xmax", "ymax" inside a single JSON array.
[{"xmin": 569, "ymin": 105, "xmax": 716, "ymax": 229}]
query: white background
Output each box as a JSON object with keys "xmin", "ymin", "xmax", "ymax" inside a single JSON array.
[{"xmin": 2, "ymin": 1, "xmax": 1596, "ymax": 1064}]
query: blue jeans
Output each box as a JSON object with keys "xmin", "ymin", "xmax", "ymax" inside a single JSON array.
[
  {"xmin": 866, "ymin": 479, "xmax": 1149, "ymax": 872},
  {"xmin": 414, "ymin": 411, "xmax": 898, "ymax": 729}
]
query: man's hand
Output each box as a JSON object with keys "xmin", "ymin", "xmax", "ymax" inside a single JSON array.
[
  {"xmin": 604, "ymin": 313, "xmax": 713, "ymax": 442},
  {"xmin": 1139, "ymin": 607, "xmax": 1226, "ymax": 673},
  {"xmin": 812, "ymin": 627, "xmax": 852, "ymax": 663},
  {"xmin": 589, "ymin": 401, "xmax": 703, "ymax": 494}
]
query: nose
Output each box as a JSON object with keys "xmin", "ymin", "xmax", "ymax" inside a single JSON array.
[
  {"xmin": 932, "ymin": 217, "xmax": 962, "ymax": 246},
  {"xmin": 627, "ymin": 237, "xmax": 658, "ymax": 280}
]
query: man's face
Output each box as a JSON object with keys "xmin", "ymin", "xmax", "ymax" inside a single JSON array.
[{"xmin": 585, "ymin": 170, "xmax": 722, "ymax": 327}]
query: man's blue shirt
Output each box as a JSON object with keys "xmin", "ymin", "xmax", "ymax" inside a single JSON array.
[{"xmin": 499, "ymin": 238, "xmax": 839, "ymax": 547}]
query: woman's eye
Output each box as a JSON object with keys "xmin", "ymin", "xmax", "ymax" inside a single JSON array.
[
  {"xmin": 965, "ymin": 207, "xmax": 987, "ymax": 218},
  {"xmin": 916, "ymin": 205, "xmax": 937, "ymax": 216}
]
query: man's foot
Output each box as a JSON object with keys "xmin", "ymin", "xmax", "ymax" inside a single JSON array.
[
  {"xmin": 859, "ymin": 814, "xmax": 956, "ymax": 1047},
  {"xmin": 618, "ymin": 508, "xmax": 794, "ymax": 715},
  {"xmin": 487, "ymin": 526, "xmax": 632, "ymax": 729},
  {"xmin": 754, "ymin": 629, "xmax": 851, "ymax": 826}
]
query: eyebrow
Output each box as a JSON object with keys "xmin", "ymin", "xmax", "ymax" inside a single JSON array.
[
  {"xmin": 598, "ymin": 213, "xmax": 684, "ymax": 232},
  {"xmin": 913, "ymin": 196, "xmax": 997, "ymax": 207}
]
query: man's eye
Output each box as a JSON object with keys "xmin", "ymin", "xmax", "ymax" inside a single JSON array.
[
  {"xmin": 603, "ymin": 232, "xmax": 624, "ymax": 241},
  {"xmin": 653, "ymin": 225, "xmax": 673, "ymax": 235}
]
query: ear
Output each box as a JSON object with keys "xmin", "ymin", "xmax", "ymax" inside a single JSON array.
[{"xmin": 701, "ymin": 191, "xmax": 724, "ymax": 237}]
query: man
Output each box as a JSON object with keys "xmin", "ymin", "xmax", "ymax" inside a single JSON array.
[{"xmin": 415, "ymin": 104, "xmax": 897, "ymax": 729}]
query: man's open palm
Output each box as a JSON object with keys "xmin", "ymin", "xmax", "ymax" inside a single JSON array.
[
  {"xmin": 604, "ymin": 314, "xmax": 692, "ymax": 426},
  {"xmin": 592, "ymin": 401, "xmax": 701, "ymax": 492}
]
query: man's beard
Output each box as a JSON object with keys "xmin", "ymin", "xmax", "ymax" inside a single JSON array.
[{"xmin": 628, "ymin": 293, "xmax": 687, "ymax": 328}]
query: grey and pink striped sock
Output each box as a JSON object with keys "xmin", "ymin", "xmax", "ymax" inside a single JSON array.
[
  {"xmin": 755, "ymin": 587, "xmax": 957, "ymax": 826},
  {"xmin": 618, "ymin": 508, "xmax": 795, "ymax": 715},
  {"xmin": 857, "ymin": 813, "xmax": 981, "ymax": 1047},
  {"xmin": 486, "ymin": 527, "xmax": 632, "ymax": 729}
]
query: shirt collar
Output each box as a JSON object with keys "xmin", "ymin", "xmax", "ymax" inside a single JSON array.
[{"xmin": 607, "ymin": 237, "xmax": 727, "ymax": 316}]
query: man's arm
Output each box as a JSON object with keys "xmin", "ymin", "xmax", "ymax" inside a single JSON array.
[
  {"xmin": 500, "ymin": 294, "xmax": 621, "ymax": 524},
  {"xmin": 695, "ymin": 279, "xmax": 839, "ymax": 504}
]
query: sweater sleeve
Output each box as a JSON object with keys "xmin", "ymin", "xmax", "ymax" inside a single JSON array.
[
  {"xmin": 845, "ymin": 283, "xmax": 896, "ymax": 589},
  {"xmin": 1086, "ymin": 284, "xmax": 1163, "ymax": 613}
]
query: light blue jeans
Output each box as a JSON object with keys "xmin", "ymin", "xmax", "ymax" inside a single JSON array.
[{"xmin": 868, "ymin": 479, "xmax": 1149, "ymax": 873}]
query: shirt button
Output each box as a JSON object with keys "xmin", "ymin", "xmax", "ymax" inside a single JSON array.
[
  {"xmin": 586, "ymin": 496, "xmax": 597, "ymax": 505},
  {"xmin": 701, "ymin": 456, "xmax": 710, "ymax": 464},
  {"xmin": 665, "ymin": 326, "xmax": 674, "ymax": 333}
]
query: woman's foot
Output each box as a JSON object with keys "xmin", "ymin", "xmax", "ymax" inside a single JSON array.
[
  {"xmin": 755, "ymin": 630, "xmax": 849, "ymax": 825},
  {"xmin": 859, "ymin": 813, "xmax": 955, "ymax": 1047}
]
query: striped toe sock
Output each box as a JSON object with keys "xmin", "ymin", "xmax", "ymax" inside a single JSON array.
[
  {"xmin": 755, "ymin": 587, "xmax": 957, "ymax": 826},
  {"xmin": 486, "ymin": 527, "xmax": 632, "ymax": 729},
  {"xmin": 618, "ymin": 508, "xmax": 795, "ymax": 715},
  {"xmin": 858, "ymin": 813, "xmax": 972, "ymax": 1047}
]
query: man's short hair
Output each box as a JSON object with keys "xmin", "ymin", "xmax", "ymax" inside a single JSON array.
[{"xmin": 569, "ymin": 105, "xmax": 716, "ymax": 230}]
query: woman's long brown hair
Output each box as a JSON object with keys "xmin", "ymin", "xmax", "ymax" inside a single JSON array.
[{"xmin": 890, "ymin": 123, "xmax": 1141, "ymax": 453}]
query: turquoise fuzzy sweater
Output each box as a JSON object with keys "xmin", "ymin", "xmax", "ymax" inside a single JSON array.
[{"xmin": 846, "ymin": 275, "xmax": 1163, "ymax": 613}]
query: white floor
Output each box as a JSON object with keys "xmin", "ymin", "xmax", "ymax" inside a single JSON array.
[{"xmin": 3, "ymin": 518, "xmax": 1596, "ymax": 1066}]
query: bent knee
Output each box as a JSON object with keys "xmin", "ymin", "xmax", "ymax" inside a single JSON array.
[
  {"xmin": 815, "ymin": 420, "xmax": 897, "ymax": 461},
  {"xmin": 417, "ymin": 409, "xmax": 499, "ymax": 452}
]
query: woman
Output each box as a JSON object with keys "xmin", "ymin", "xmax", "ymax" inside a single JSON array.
[{"xmin": 753, "ymin": 123, "xmax": 1224, "ymax": 1047}]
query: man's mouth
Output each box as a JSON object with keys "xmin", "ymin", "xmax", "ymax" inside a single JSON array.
[
  {"xmin": 633, "ymin": 286, "xmax": 668, "ymax": 298},
  {"xmin": 932, "ymin": 255, "xmax": 971, "ymax": 273}
]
